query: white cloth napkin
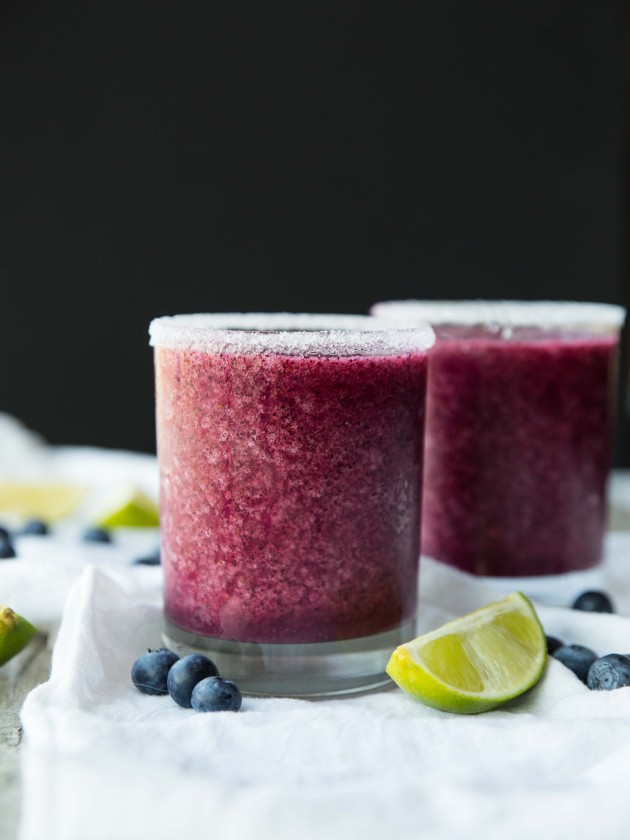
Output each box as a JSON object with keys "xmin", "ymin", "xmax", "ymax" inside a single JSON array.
[
  {"xmin": 0, "ymin": 440, "xmax": 159, "ymax": 639},
  {"xmin": 17, "ymin": 539, "xmax": 630, "ymax": 840},
  {"xmin": 2, "ymin": 428, "xmax": 629, "ymax": 840}
]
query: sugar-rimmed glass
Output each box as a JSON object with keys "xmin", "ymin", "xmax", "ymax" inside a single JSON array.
[
  {"xmin": 371, "ymin": 300, "xmax": 626, "ymax": 601},
  {"xmin": 149, "ymin": 313, "xmax": 434, "ymax": 696}
]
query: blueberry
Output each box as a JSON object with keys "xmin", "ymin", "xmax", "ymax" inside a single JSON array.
[
  {"xmin": 131, "ymin": 648, "xmax": 179, "ymax": 695},
  {"xmin": 546, "ymin": 635, "xmax": 565, "ymax": 655},
  {"xmin": 572, "ymin": 590, "xmax": 614, "ymax": 614},
  {"xmin": 587, "ymin": 654, "xmax": 630, "ymax": 691},
  {"xmin": 167, "ymin": 654, "xmax": 220, "ymax": 708},
  {"xmin": 133, "ymin": 548, "xmax": 161, "ymax": 566},
  {"xmin": 553, "ymin": 644, "xmax": 598, "ymax": 683},
  {"xmin": 83, "ymin": 526, "xmax": 112, "ymax": 544},
  {"xmin": 21, "ymin": 519, "xmax": 49, "ymax": 536},
  {"xmin": 191, "ymin": 676, "xmax": 242, "ymax": 712},
  {"xmin": 0, "ymin": 536, "xmax": 16, "ymax": 559},
  {"xmin": 0, "ymin": 525, "xmax": 11, "ymax": 541}
]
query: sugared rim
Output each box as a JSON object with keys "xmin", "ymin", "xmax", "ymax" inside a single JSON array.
[
  {"xmin": 371, "ymin": 300, "xmax": 626, "ymax": 331},
  {"xmin": 149, "ymin": 313, "xmax": 435, "ymax": 356}
]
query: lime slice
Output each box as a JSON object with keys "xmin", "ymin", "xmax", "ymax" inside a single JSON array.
[
  {"xmin": 0, "ymin": 606, "xmax": 38, "ymax": 666},
  {"xmin": 95, "ymin": 487, "xmax": 159, "ymax": 528},
  {"xmin": 386, "ymin": 592, "xmax": 547, "ymax": 714},
  {"xmin": 0, "ymin": 482, "xmax": 86, "ymax": 522}
]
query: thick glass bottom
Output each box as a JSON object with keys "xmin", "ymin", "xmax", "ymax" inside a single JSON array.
[
  {"xmin": 162, "ymin": 618, "xmax": 417, "ymax": 697},
  {"xmin": 480, "ymin": 564, "xmax": 604, "ymax": 606}
]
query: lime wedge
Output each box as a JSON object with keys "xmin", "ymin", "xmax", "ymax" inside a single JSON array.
[
  {"xmin": 386, "ymin": 592, "xmax": 547, "ymax": 714},
  {"xmin": 0, "ymin": 482, "xmax": 86, "ymax": 522},
  {"xmin": 95, "ymin": 488, "xmax": 159, "ymax": 528},
  {"xmin": 0, "ymin": 606, "xmax": 38, "ymax": 666}
]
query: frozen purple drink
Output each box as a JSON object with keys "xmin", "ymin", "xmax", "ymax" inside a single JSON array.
[
  {"xmin": 149, "ymin": 314, "xmax": 433, "ymax": 695},
  {"xmin": 372, "ymin": 301, "xmax": 625, "ymax": 579}
]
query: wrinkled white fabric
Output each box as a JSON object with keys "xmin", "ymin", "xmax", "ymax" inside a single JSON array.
[
  {"xmin": 4, "ymin": 438, "xmax": 630, "ymax": 840},
  {"xmin": 16, "ymin": 537, "xmax": 630, "ymax": 840}
]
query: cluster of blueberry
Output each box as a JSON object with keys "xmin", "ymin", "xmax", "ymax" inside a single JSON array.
[
  {"xmin": 0, "ymin": 525, "xmax": 16, "ymax": 558},
  {"xmin": 0, "ymin": 519, "xmax": 50, "ymax": 558},
  {"xmin": 131, "ymin": 649, "xmax": 242, "ymax": 713},
  {"xmin": 0, "ymin": 519, "xmax": 161, "ymax": 565},
  {"xmin": 547, "ymin": 590, "xmax": 630, "ymax": 691}
]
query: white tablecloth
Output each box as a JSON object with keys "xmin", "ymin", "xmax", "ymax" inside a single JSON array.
[{"xmin": 3, "ymin": 437, "xmax": 630, "ymax": 840}]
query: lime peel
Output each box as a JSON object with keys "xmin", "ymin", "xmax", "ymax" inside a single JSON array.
[
  {"xmin": 0, "ymin": 606, "xmax": 38, "ymax": 666},
  {"xmin": 386, "ymin": 592, "xmax": 547, "ymax": 714},
  {"xmin": 95, "ymin": 488, "xmax": 159, "ymax": 528}
]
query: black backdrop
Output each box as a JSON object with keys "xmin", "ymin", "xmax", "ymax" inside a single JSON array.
[{"xmin": 0, "ymin": 2, "xmax": 626, "ymax": 456}]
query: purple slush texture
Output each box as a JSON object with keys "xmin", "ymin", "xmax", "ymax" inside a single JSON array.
[
  {"xmin": 155, "ymin": 347, "xmax": 428, "ymax": 643},
  {"xmin": 421, "ymin": 328, "xmax": 618, "ymax": 577}
]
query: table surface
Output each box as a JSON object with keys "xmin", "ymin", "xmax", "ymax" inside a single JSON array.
[{"xmin": 3, "ymin": 472, "xmax": 630, "ymax": 839}]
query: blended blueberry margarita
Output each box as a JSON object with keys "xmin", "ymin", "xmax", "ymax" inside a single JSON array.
[
  {"xmin": 149, "ymin": 314, "xmax": 433, "ymax": 695},
  {"xmin": 372, "ymin": 301, "xmax": 625, "ymax": 580}
]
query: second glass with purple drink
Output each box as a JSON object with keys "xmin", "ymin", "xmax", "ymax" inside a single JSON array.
[
  {"xmin": 372, "ymin": 301, "xmax": 625, "ymax": 595},
  {"xmin": 149, "ymin": 314, "xmax": 434, "ymax": 696}
]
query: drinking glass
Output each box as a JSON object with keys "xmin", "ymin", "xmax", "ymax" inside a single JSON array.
[
  {"xmin": 150, "ymin": 313, "xmax": 434, "ymax": 696},
  {"xmin": 372, "ymin": 300, "xmax": 625, "ymax": 598}
]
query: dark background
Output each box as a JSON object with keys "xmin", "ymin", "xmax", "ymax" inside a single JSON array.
[{"xmin": 1, "ymin": 2, "xmax": 626, "ymax": 457}]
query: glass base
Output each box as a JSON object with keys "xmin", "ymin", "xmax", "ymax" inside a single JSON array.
[
  {"xmin": 162, "ymin": 618, "xmax": 416, "ymax": 697},
  {"xmin": 480, "ymin": 565, "xmax": 604, "ymax": 606}
]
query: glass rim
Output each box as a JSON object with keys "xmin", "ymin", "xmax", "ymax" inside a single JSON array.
[
  {"xmin": 149, "ymin": 312, "xmax": 435, "ymax": 356},
  {"xmin": 371, "ymin": 300, "xmax": 626, "ymax": 332}
]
